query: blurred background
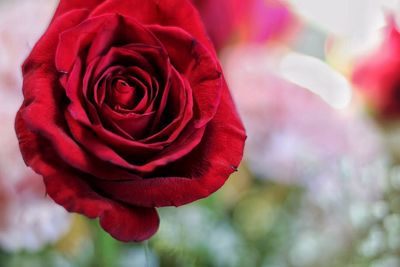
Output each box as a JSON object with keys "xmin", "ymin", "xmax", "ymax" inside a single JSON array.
[{"xmin": 2, "ymin": 0, "xmax": 400, "ymax": 266}]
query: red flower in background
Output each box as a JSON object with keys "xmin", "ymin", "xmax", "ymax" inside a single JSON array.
[
  {"xmin": 352, "ymin": 19, "xmax": 400, "ymax": 118},
  {"xmin": 192, "ymin": 0, "xmax": 298, "ymax": 50},
  {"xmin": 191, "ymin": 0, "xmax": 241, "ymax": 50},
  {"xmin": 16, "ymin": 0, "xmax": 245, "ymax": 242}
]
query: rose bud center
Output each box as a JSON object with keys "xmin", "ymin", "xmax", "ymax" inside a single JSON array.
[{"xmin": 111, "ymin": 79, "xmax": 143, "ymax": 110}]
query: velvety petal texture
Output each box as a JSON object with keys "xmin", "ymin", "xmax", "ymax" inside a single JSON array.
[{"xmin": 15, "ymin": 0, "xmax": 246, "ymax": 242}]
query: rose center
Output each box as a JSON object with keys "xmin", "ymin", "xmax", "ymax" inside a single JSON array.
[{"xmin": 111, "ymin": 79, "xmax": 142, "ymax": 109}]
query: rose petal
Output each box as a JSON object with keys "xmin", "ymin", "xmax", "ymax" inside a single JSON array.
[
  {"xmin": 52, "ymin": 0, "xmax": 104, "ymax": 21},
  {"xmin": 141, "ymin": 67, "xmax": 193, "ymax": 144},
  {"xmin": 90, "ymin": 0, "xmax": 216, "ymax": 54},
  {"xmin": 63, "ymin": 53, "xmax": 168, "ymax": 153},
  {"xmin": 21, "ymin": 70, "xmax": 144, "ymax": 181},
  {"xmin": 93, "ymin": 82, "xmax": 246, "ymax": 207},
  {"xmin": 99, "ymin": 105, "xmax": 156, "ymax": 139},
  {"xmin": 63, "ymin": 67, "xmax": 196, "ymax": 174},
  {"xmin": 46, "ymin": 171, "xmax": 159, "ymax": 242},
  {"xmin": 109, "ymin": 80, "xmax": 147, "ymax": 113},
  {"xmin": 149, "ymin": 25, "xmax": 223, "ymax": 128},
  {"xmin": 88, "ymin": 45, "xmax": 168, "ymax": 83},
  {"xmin": 19, "ymin": 10, "xmax": 143, "ymax": 180},
  {"xmin": 56, "ymin": 13, "xmax": 162, "ymax": 73},
  {"xmin": 22, "ymin": 9, "xmax": 89, "ymax": 74},
  {"xmin": 16, "ymin": 110, "xmax": 159, "ymax": 242}
]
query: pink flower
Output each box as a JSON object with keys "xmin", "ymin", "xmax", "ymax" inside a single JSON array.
[
  {"xmin": 191, "ymin": 0, "xmax": 240, "ymax": 50},
  {"xmin": 192, "ymin": 0, "xmax": 298, "ymax": 50}
]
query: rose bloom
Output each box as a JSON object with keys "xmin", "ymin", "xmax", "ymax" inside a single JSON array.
[
  {"xmin": 16, "ymin": 0, "xmax": 246, "ymax": 242},
  {"xmin": 0, "ymin": 0, "xmax": 71, "ymax": 252},
  {"xmin": 192, "ymin": 0, "xmax": 298, "ymax": 50},
  {"xmin": 352, "ymin": 19, "xmax": 400, "ymax": 118}
]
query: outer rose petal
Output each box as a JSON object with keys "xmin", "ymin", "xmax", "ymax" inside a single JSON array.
[
  {"xmin": 93, "ymin": 82, "xmax": 246, "ymax": 207},
  {"xmin": 90, "ymin": 0, "xmax": 215, "ymax": 54},
  {"xmin": 22, "ymin": 9, "xmax": 90, "ymax": 73},
  {"xmin": 15, "ymin": 110, "xmax": 159, "ymax": 242},
  {"xmin": 56, "ymin": 13, "xmax": 163, "ymax": 74},
  {"xmin": 44, "ymin": 167, "xmax": 159, "ymax": 242},
  {"xmin": 52, "ymin": 0, "xmax": 105, "ymax": 21}
]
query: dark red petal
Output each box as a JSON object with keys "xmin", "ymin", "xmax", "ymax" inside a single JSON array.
[
  {"xmin": 141, "ymin": 67, "xmax": 193, "ymax": 144},
  {"xmin": 82, "ymin": 45, "xmax": 170, "ymax": 115},
  {"xmin": 87, "ymin": 45, "xmax": 168, "ymax": 86},
  {"xmin": 65, "ymin": 58, "xmax": 152, "ymax": 140},
  {"xmin": 99, "ymin": 105, "xmax": 156, "ymax": 139},
  {"xmin": 64, "ymin": 58, "xmax": 94, "ymax": 127},
  {"xmin": 45, "ymin": 168, "xmax": 159, "ymax": 242},
  {"xmin": 86, "ymin": 123, "xmax": 165, "ymax": 157},
  {"xmin": 22, "ymin": 9, "xmax": 89, "ymax": 75},
  {"xmin": 90, "ymin": 0, "xmax": 215, "ymax": 52},
  {"xmin": 56, "ymin": 13, "xmax": 162, "ymax": 74},
  {"xmin": 114, "ymin": 75, "xmax": 150, "ymax": 113},
  {"xmin": 52, "ymin": 0, "xmax": 105, "ymax": 21},
  {"xmin": 16, "ymin": 110, "xmax": 159, "ymax": 242},
  {"xmin": 65, "ymin": 108, "xmax": 202, "ymax": 174},
  {"xmin": 93, "ymin": 82, "xmax": 246, "ymax": 207},
  {"xmin": 63, "ymin": 61, "xmax": 177, "ymax": 171},
  {"xmin": 65, "ymin": 111, "xmax": 144, "ymax": 170},
  {"xmin": 19, "ymin": 9, "xmax": 143, "ymax": 181},
  {"xmin": 65, "ymin": 59, "xmax": 152, "ymax": 151},
  {"xmin": 110, "ymin": 79, "xmax": 139, "ymax": 109},
  {"xmin": 21, "ymin": 65, "xmax": 142, "ymax": 181},
  {"xmin": 63, "ymin": 59, "xmax": 164, "ymax": 156},
  {"xmin": 69, "ymin": 72, "xmax": 164, "ymax": 158},
  {"xmin": 149, "ymin": 25, "xmax": 223, "ymax": 128}
]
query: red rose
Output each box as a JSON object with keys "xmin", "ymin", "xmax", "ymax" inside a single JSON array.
[
  {"xmin": 15, "ymin": 0, "xmax": 246, "ymax": 242},
  {"xmin": 352, "ymin": 19, "xmax": 400, "ymax": 118}
]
